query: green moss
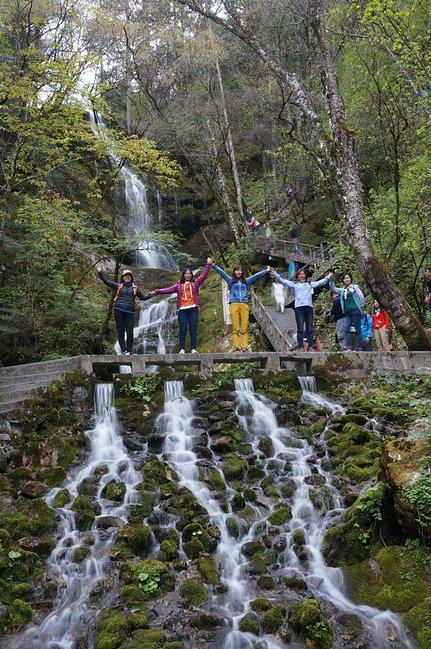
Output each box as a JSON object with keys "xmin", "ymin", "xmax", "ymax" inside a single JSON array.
[
  {"xmin": 160, "ymin": 539, "xmax": 178, "ymax": 560},
  {"xmin": 71, "ymin": 495, "xmax": 97, "ymax": 531},
  {"xmin": 74, "ymin": 547, "xmax": 89, "ymax": 563},
  {"xmin": 130, "ymin": 560, "xmax": 169, "ymax": 601},
  {"xmin": 197, "ymin": 555, "xmax": 220, "ymax": 585},
  {"xmin": 243, "ymin": 486, "xmax": 256, "ymax": 501},
  {"xmin": 138, "ymin": 490, "xmax": 156, "ymax": 517},
  {"xmin": 125, "ymin": 628, "xmax": 166, "ymax": 649},
  {"xmin": 404, "ymin": 597, "xmax": 431, "ymax": 643},
  {"xmin": 2, "ymin": 598, "xmax": 32, "ymax": 633},
  {"xmin": 268, "ymin": 505, "xmax": 291, "ymax": 526},
  {"xmin": 120, "ymin": 584, "xmax": 148, "ymax": 607},
  {"xmin": 258, "ymin": 437, "xmax": 274, "ymax": 457},
  {"xmin": 344, "ymin": 546, "xmax": 431, "ymax": 612},
  {"xmin": 104, "ymin": 482, "xmax": 126, "ymax": 501},
  {"xmin": 179, "ymin": 578, "xmax": 207, "ymax": 606},
  {"xmin": 10, "ymin": 583, "xmax": 33, "ymax": 599},
  {"xmin": 184, "ymin": 537, "xmax": 204, "ymax": 559},
  {"xmin": 257, "ymin": 574, "xmax": 276, "ymax": 589},
  {"xmin": 246, "ymin": 465, "xmax": 265, "ymax": 482},
  {"xmin": 52, "ymin": 489, "xmax": 70, "ymax": 508},
  {"xmin": 289, "ymin": 598, "xmax": 333, "ymax": 649},
  {"xmin": 222, "ymin": 455, "xmax": 247, "ymax": 481},
  {"xmin": 239, "ymin": 612, "xmax": 260, "ymax": 635},
  {"xmin": 261, "ymin": 604, "xmax": 285, "ymax": 633},
  {"xmin": 200, "ymin": 467, "xmax": 225, "ymax": 491},
  {"xmin": 95, "ymin": 610, "xmax": 128, "ymax": 649},
  {"xmin": 250, "ymin": 597, "xmax": 272, "ymax": 612},
  {"xmin": 117, "ymin": 524, "xmax": 152, "ymax": 557}
]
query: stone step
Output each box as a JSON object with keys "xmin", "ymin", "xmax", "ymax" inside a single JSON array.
[
  {"xmin": 0, "ymin": 397, "xmax": 33, "ymax": 415},
  {"xmin": 0, "ymin": 384, "xmax": 50, "ymax": 401},
  {"xmin": 0, "ymin": 371, "xmax": 66, "ymax": 388},
  {"xmin": 0, "ymin": 358, "xmax": 75, "ymax": 379}
]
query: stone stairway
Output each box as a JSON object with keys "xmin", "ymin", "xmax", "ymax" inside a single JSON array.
[
  {"xmin": 250, "ymin": 291, "xmax": 297, "ymax": 350},
  {"xmin": 0, "ymin": 358, "xmax": 78, "ymax": 415}
]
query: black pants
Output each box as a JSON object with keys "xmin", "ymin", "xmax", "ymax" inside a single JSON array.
[
  {"xmin": 178, "ymin": 306, "xmax": 199, "ymax": 350},
  {"xmin": 294, "ymin": 305, "xmax": 314, "ymax": 350},
  {"xmin": 114, "ymin": 310, "xmax": 134, "ymax": 353}
]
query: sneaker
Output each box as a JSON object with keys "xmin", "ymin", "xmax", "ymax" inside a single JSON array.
[
  {"xmin": 122, "ymin": 352, "xmax": 131, "ymax": 356},
  {"xmin": 191, "ymin": 349, "xmax": 198, "ymax": 354},
  {"xmin": 179, "ymin": 349, "xmax": 185, "ymax": 354}
]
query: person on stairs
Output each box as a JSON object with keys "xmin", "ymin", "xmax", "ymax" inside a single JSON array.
[
  {"xmin": 96, "ymin": 267, "xmax": 150, "ymax": 355},
  {"xmin": 329, "ymin": 273, "xmax": 365, "ymax": 350},
  {"xmin": 149, "ymin": 259, "xmax": 212, "ymax": 354},
  {"xmin": 269, "ymin": 266, "xmax": 332, "ymax": 351},
  {"xmin": 213, "ymin": 263, "xmax": 269, "ymax": 351}
]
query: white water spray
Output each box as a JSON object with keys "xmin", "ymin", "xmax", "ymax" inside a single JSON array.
[{"xmin": 7, "ymin": 384, "xmax": 142, "ymax": 649}]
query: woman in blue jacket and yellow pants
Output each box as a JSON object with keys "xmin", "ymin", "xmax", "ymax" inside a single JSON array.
[{"xmin": 213, "ymin": 264, "xmax": 269, "ymax": 351}]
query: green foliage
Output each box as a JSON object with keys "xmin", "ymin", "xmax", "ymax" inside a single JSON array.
[
  {"xmin": 119, "ymin": 376, "xmax": 161, "ymax": 403},
  {"xmin": 404, "ymin": 474, "xmax": 431, "ymax": 535},
  {"xmin": 134, "ymin": 561, "xmax": 167, "ymax": 599}
]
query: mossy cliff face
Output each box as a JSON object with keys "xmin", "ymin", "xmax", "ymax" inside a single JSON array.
[{"xmin": 0, "ymin": 373, "xmax": 90, "ymax": 636}]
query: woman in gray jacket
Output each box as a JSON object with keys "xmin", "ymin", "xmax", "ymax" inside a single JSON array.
[{"xmin": 270, "ymin": 267, "xmax": 332, "ymax": 350}]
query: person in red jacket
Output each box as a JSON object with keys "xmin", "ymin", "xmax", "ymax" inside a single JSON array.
[{"xmin": 371, "ymin": 300, "xmax": 391, "ymax": 351}]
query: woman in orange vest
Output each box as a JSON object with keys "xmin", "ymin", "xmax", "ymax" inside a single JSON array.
[{"xmin": 97, "ymin": 268, "xmax": 150, "ymax": 355}]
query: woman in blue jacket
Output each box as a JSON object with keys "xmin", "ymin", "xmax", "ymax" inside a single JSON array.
[
  {"xmin": 213, "ymin": 264, "xmax": 268, "ymax": 350},
  {"xmin": 270, "ymin": 267, "xmax": 332, "ymax": 350}
]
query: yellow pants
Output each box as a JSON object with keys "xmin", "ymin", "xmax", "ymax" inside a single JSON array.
[{"xmin": 230, "ymin": 302, "xmax": 249, "ymax": 350}]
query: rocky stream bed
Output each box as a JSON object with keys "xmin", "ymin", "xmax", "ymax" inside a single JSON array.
[{"xmin": 0, "ymin": 369, "xmax": 430, "ymax": 649}]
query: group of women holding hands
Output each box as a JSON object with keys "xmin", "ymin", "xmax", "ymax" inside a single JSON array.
[{"xmin": 97, "ymin": 259, "xmax": 370, "ymax": 355}]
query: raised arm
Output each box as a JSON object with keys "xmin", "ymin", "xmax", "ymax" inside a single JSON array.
[
  {"xmin": 271, "ymin": 272, "xmax": 294, "ymax": 289},
  {"xmin": 329, "ymin": 279, "xmax": 342, "ymax": 294},
  {"xmin": 154, "ymin": 283, "xmax": 178, "ymax": 295},
  {"xmin": 213, "ymin": 264, "xmax": 232, "ymax": 285},
  {"xmin": 97, "ymin": 271, "xmax": 119, "ymax": 291},
  {"xmin": 195, "ymin": 260, "xmax": 212, "ymax": 287},
  {"xmin": 246, "ymin": 268, "xmax": 269, "ymax": 286},
  {"xmin": 310, "ymin": 275, "xmax": 331, "ymax": 289},
  {"xmin": 137, "ymin": 289, "xmax": 150, "ymax": 301}
]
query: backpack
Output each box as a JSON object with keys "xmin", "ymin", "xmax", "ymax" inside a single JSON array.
[{"xmin": 114, "ymin": 283, "xmax": 138, "ymax": 301}]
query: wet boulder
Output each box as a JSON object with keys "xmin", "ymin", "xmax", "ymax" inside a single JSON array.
[{"xmin": 288, "ymin": 598, "xmax": 333, "ymax": 648}]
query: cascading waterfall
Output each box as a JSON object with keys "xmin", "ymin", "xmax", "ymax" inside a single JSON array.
[
  {"xmin": 159, "ymin": 381, "xmax": 284, "ymax": 649},
  {"xmin": 6, "ymin": 384, "xmax": 142, "ymax": 649},
  {"xmin": 234, "ymin": 377, "xmax": 416, "ymax": 649}
]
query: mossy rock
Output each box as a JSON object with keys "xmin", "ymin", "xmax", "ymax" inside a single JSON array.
[
  {"xmin": 71, "ymin": 495, "xmax": 99, "ymax": 531},
  {"xmin": 261, "ymin": 604, "xmax": 285, "ymax": 633},
  {"xmin": 222, "ymin": 455, "xmax": 247, "ymax": 481},
  {"xmin": 246, "ymin": 465, "xmax": 265, "ymax": 482},
  {"xmin": 137, "ymin": 489, "xmax": 156, "ymax": 517},
  {"xmin": 52, "ymin": 489, "xmax": 70, "ymax": 508},
  {"xmin": 404, "ymin": 597, "xmax": 431, "ymax": 646},
  {"xmin": 243, "ymin": 486, "xmax": 256, "ymax": 502},
  {"xmin": 179, "ymin": 578, "xmax": 207, "ymax": 607},
  {"xmin": 258, "ymin": 437, "xmax": 274, "ymax": 457},
  {"xmin": 268, "ymin": 505, "xmax": 291, "ymax": 526},
  {"xmin": 250, "ymin": 597, "xmax": 272, "ymax": 612},
  {"xmin": 199, "ymin": 467, "xmax": 225, "ymax": 491},
  {"xmin": 0, "ymin": 499, "xmax": 56, "ymax": 540},
  {"xmin": 95, "ymin": 609, "xmax": 127, "ymax": 649},
  {"xmin": 10, "ymin": 583, "xmax": 33, "ymax": 600},
  {"xmin": 74, "ymin": 547, "xmax": 89, "ymax": 563},
  {"xmin": 197, "ymin": 554, "xmax": 220, "ymax": 585},
  {"xmin": 344, "ymin": 546, "xmax": 431, "ymax": 613},
  {"xmin": 160, "ymin": 539, "xmax": 178, "ymax": 561},
  {"xmin": 289, "ymin": 598, "xmax": 333, "ymax": 648},
  {"xmin": 0, "ymin": 598, "xmax": 32, "ymax": 635},
  {"xmin": 104, "ymin": 481, "xmax": 126, "ymax": 501},
  {"xmin": 117, "ymin": 524, "xmax": 152, "ymax": 557},
  {"xmin": 125, "ymin": 628, "xmax": 166, "ymax": 649},
  {"xmin": 257, "ymin": 574, "xmax": 276, "ymax": 589},
  {"xmin": 239, "ymin": 612, "xmax": 260, "ymax": 635}
]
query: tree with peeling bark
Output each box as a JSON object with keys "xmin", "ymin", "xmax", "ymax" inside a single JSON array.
[{"xmin": 173, "ymin": 0, "xmax": 431, "ymax": 350}]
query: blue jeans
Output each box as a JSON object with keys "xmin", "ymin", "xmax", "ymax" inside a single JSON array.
[
  {"xmin": 114, "ymin": 310, "xmax": 134, "ymax": 353},
  {"xmin": 294, "ymin": 305, "xmax": 314, "ymax": 350},
  {"xmin": 345, "ymin": 308, "xmax": 362, "ymax": 350},
  {"xmin": 178, "ymin": 306, "xmax": 199, "ymax": 350}
]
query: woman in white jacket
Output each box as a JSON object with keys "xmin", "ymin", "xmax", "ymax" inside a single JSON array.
[{"xmin": 270, "ymin": 267, "xmax": 332, "ymax": 350}]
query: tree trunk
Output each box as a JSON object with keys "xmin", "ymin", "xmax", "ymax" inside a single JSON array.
[
  {"xmin": 311, "ymin": 0, "xmax": 431, "ymax": 350},
  {"xmin": 97, "ymin": 259, "xmax": 120, "ymax": 350},
  {"xmin": 208, "ymin": 21, "xmax": 245, "ymax": 224},
  {"xmin": 207, "ymin": 120, "xmax": 241, "ymax": 246}
]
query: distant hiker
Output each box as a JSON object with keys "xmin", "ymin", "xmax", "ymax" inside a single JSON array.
[
  {"xmin": 326, "ymin": 292, "xmax": 349, "ymax": 350},
  {"xmin": 360, "ymin": 312, "xmax": 373, "ymax": 351},
  {"xmin": 269, "ymin": 267, "xmax": 332, "ymax": 351},
  {"xmin": 96, "ymin": 268, "xmax": 150, "ymax": 355},
  {"xmin": 426, "ymin": 267, "xmax": 431, "ymax": 313},
  {"xmin": 285, "ymin": 186, "xmax": 294, "ymax": 201},
  {"xmin": 266, "ymin": 224, "xmax": 275, "ymax": 258},
  {"xmin": 245, "ymin": 211, "xmax": 260, "ymax": 230},
  {"xmin": 371, "ymin": 300, "xmax": 391, "ymax": 351},
  {"xmin": 271, "ymin": 281, "xmax": 286, "ymax": 313},
  {"xmin": 149, "ymin": 259, "xmax": 212, "ymax": 354},
  {"xmin": 213, "ymin": 263, "xmax": 269, "ymax": 351},
  {"xmin": 329, "ymin": 274, "xmax": 365, "ymax": 351},
  {"xmin": 289, "ymin": 227, "xmax": 298, "ymax": 254}
]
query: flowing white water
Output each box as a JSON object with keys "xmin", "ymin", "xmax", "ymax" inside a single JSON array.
[
  {"xmin": 8, "ymin": 384, "xmax": 142, "ymax": 649},
  {"xmin": 234, "ymin": 377, "xmax": 416, "ymax": 649},
  {"xmin": 159, "ymin": 381, "xmax": 284, "ymax": 649}
]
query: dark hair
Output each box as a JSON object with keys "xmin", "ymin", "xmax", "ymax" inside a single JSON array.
[
  {"xmin": 342, "ymin": 272, "xmax": 353, "ymax": 282},
  {"xmin": 295, "ymin": 268, "xmax": 308, "ymax": 281},
  {"xmin": 180, "ymin": 267, "xmax": 195, "ymax": 283},
  {"xmin": 231, "ymin": 265, "xmax": 246, "ymax": 282}
]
